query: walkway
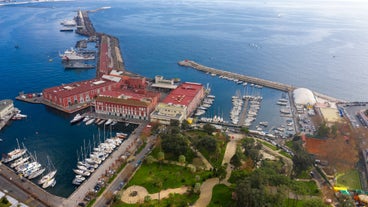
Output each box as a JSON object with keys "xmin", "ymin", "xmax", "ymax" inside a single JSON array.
[
  {"xmin": 121, "ymin": 185, "xmax": 188, "ymax": 204},
  {"xmin": 192, "ymin": 178, "xmax": 219, "ymax": 207}
]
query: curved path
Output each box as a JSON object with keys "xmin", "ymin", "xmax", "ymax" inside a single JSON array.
[
  {"xmin": 120, "ymin": 132, "xmax": 244, "ymax": 206},
  {"xmin": 121, "ymin": 185, "xmax": 188, "ymax": 204},
  {"xmin": 192, "ymin": 178, "xmax": 219, "ymax": 207}
]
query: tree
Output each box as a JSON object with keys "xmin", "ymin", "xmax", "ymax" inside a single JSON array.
[
  {"xmin": 194, "ymin": 182, "xmax": 201, "ymax": 194},
  {"xmin": 316, "ymin": 122, "xmax": 330, "ymax": 138},
  {"xmin": 157, "ymin": 151, "xmax": 165, "ymax": 163},
  {"xmin": 161, "ymin": 134, "xmax": 189, "ymax": 158},
  {"xmin": 235, "ymin": 178, "xmax": 266, "ymax": 207},
  {"xmin": 230, "ymin": 152, "xmax": 242, "ymax": 169},
  {"xmin": 170, "ymin": 119, "xmax": 180, "ymax": 127},
  {"xmin": 178, "ymin": 155, "xmax": 186, "ymax": 164},
  {"xmin": 181, "ymin": 119, "xmax": 191, "ymax": 130},
  {"xmin": 203, "ymin": 123, "xmax": 216, "ymax": 135},
  {"xmin": 194, "ymin": 136, "xmax": 217, "ymax": 152},
  {"xmin": 240, "ymin": 127, "xmax": 249, "ymax": 135},
  {"xmin": 146, "ymin": 155, "xmax": 155, "ymax": 164},
  {"xmin": 330, "ymin": 124, "xmax": 338, "ymax": 138},
  {"xmin": 292, "ymin": 151, "xmax": 313, "ymax": 176}
]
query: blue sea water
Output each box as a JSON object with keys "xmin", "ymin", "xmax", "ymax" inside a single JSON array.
[{"xmin": 0, "ymin": 0, "xmax": 368, "ymax": 197}]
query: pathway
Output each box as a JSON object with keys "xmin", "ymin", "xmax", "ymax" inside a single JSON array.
[
  {"xmin": 121, "ymin": 185, "xmax": 188, "ymax": 204},
  {"xmin": 192, "ymin": 178, "xmax": 219, "ymax": 207}
]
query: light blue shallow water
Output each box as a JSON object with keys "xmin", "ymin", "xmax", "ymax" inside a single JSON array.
[{"xmin": 0, "ymin": 0, "xmax": 367, "ymax": 197}]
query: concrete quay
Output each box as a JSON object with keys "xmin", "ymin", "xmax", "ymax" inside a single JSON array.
[
  {"xmin": 0, "ymin": 163, "xmax": 65, "ymax": 207},
  {"xmin": 75, "ymin": 10, "xmax": 96, "ymax": 37},
  {"xmin": 178, "ymin": 60, "xmax": 295, "ymax": 92}
]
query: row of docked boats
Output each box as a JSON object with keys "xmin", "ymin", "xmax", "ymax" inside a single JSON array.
[
  {"xmin": 194, "ymin": 94, "xmax": 215, "ymax": 116},
  {"xmin": 230, "ymin": 95, "xmax": 243, "ymax": 125},
  {"xmin": 243, "ymin": 96, "xmax": 262, "ymax": 127},
  {"xmin": 72, "ymin": 134, "xmax": 126, "ymax": 185},
  {"xmin": 70, "ymin": 113, "xmax": 118, "ymax": 126},
  {"xmin": 2, "ymin": 140, "xmax": 57, "ymax": 189}
]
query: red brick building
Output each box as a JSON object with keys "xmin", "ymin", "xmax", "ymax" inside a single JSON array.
[
  {"xmin": 95, "ymin": 89, "xmax": 159, "ymax": 120},
  {"xmin": 43, "ymin": 78, "xmax": 118, "ymax": 108}
]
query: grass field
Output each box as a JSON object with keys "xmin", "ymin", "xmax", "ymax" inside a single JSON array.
[
  {"xmin": 336, "ymin": 169, "xmax": 362, "ymax": 190},
  {"xmin": 112, "ymin": 193, "xmax": 199, "ymax": 207},
  {"xmin": 208, "ymin": 184, "xmax": 235, "ymax": 207},
  {"xmin": 126, "ymin": 162, "xmax": 211, "ymax": 193}
]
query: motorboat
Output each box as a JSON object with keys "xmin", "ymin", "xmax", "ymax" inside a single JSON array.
[
  {"xmin": 105, "ymin": 119, "xmax": 113, "ymax": 125},
  {"xmin": 70, "ymin": 113, "xmax": 84, "ymax": 124},
  {"xmin": 3, "ymin": 146, "xmax": 27, "ymax": 163},
  {"xmin": 85, "ymin": 118, "xmax": 95, "ymax": 125}
]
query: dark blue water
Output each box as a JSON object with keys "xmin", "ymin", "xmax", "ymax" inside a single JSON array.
[{"xmin": 1, "ymin": 0, "xmax": 367, "ymax": 197}]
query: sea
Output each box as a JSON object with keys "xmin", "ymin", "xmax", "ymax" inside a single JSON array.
[{"xmin": 0, "ymin": 0, "xmax": 368, "ymax": 197}]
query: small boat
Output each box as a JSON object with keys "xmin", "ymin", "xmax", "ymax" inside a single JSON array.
[
  {"xmin": 82, "ymin": 116, "xmax": 91, "ymax": 122},
  {"xmin": 116, "ymin": 132, "xmax": 128, "ymax": 139},
  {"xmin": 259, "ymin": 121, "xmax": 268, "ymax": 127},
  {"xmin": 97, "ymin": 119, "xmax": 106, "ymax": 125},
  {"xmin": 111, "ymin": 121, "xmax": 118, "ymax": 126},
  {"xmin": 207, "ymin": 95, "xmax": 215, "ymax": 99},
  {"xmin": 12, "ymin": 113, "xmax": 27, "ymax": 120},
  {"xmin": 38, "ymin": 170, "xmax": 57, "ymax": 185},
  {"xmin": 105, "ymin": 119, "xmax": 113, "ymax": 125},
  {"xmin": 195, "ymin": 110, "xmax": 206, "ymax": 116},
  {"xmin": 70, "ymin": 113, "xmax": 84, "ymax": 124},
  {"xmin": 3, "ymin": 147, "xmax": 27, "ymax": 163},
  {"xmin": 72, "ymin": 175, "xmax": 85, "ymax": 185},
  {"xmin": 42, "ymin": 177, "xmax": 56, "ymax": 189},
  {"xmin": 28, "ymin": 168, "xmax": 46, "ymax": 180},
  {"xmin": 86, "ymin": 118, "xmax": 95, "ymax": 125},
  {"xmin": 60, "ymin": 28, "xmax": 73, "ymax": 32},
  {"xmin": 11, "ymin": 156, "xmax": 30, "ymax": 168}
]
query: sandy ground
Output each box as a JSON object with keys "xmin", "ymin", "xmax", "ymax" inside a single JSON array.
[
  {"xmin": 121, "ymin": 185, "xmax": 188, "ymax": 204},
  {"xmin": 192, "ymin": 178, "xmax": 219, "ymax": 207}
]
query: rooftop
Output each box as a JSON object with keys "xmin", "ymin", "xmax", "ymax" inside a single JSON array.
[
  {"xmin": 43, "ymin": 78, "xmax": 116, "ymax": 97},
  {"xmin": 162, "ymin": 82, "xmax": 203, "ymax": 106}
]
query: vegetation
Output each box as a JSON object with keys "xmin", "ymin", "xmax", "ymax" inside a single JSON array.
[
  {"xmin": 0, "ymin": 196, "xmax": 10, "ymax": 207},
  {"xmin": 208, "ymin": 184, "xmax": 235, "ymax": 207},
  {"xmin": 336, "ymin": 170, "xmax": 362, "ymax": 190},
  {"xmin": 112, "ymin": 193, "xmax": 199, "ymax": 207},
  {"xmin": 125, "ymin": 162, "xmax": 211, "ymax": 193},
  {"xmin": 291, "ymin": 141, "xmax": 313, "ymax": 177}
]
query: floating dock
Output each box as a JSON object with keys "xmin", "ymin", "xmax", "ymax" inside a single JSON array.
[{"xmin": 178, "ymin": 60, "xmax": 295, "ymax": 92}]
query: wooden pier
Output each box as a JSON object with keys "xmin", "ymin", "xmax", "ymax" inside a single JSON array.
[{"xmin": 178, "ymin": 60, "xmax": 295, "ymax": 92}]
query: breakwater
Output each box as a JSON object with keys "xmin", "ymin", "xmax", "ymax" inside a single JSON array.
[{"xmin": 178, "ymin": 60, "xmax": 295, "ymax": 92}]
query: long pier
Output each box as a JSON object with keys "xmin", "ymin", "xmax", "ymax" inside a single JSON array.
[{"xmin": 178, "ymin": 60, "xmax": 295, "ymax": 92}]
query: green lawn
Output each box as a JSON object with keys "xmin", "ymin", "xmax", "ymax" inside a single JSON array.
[
  {"xmin": 292, "ymin": 180, "xmax": 321, "ymax": 196},
  {"xmin": 258, "ymin": 140, "xmax": 278, "ymax": 151},
  {"xmin": 126, "ymin": 162, "xmax": 211, "ymax": 193},
  {"xmin": 112, "ymin": 192, "xmax": 199, "ymax": 207},
  {"xmin": 336, "ymin": 169, "xmax": 362, "ymax": 190},
  {"xmin": 208, "ymin": 184, "xmax": 235, "ymax": 207}
]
